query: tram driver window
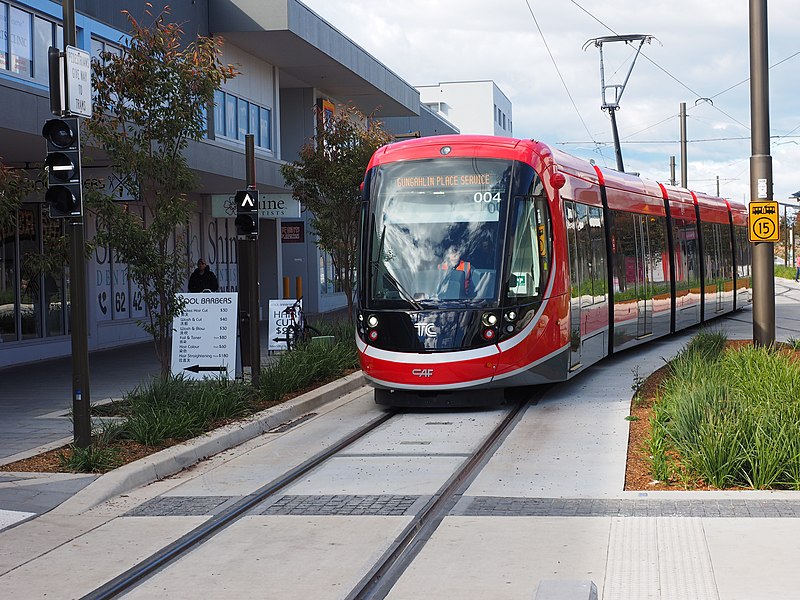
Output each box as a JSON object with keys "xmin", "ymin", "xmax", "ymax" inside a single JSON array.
[{"xmin": 506, "ymin": 195, "xmax": 551, "ymax": 301}]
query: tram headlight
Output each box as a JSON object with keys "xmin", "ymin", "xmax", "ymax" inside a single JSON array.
[
  {"xmin": 504, "ymin": 310, "xmax": 517, "ymax": 321},
  {"xmin": 367, "ymin": 315, "xmax": 379, "ymax": 328},
  {"xmin": 482, "ymin": 313, "xmax": 498, "ymax": 327}
]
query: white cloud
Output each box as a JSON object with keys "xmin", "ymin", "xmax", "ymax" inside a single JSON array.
[{"xmin": 301, "ymin": 0, "xmax": 800, "ymax": 201}]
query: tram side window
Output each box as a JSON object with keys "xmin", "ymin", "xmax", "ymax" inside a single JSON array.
[
  {"xmin": 702, "ymin": 222, "xmax": 726, "ymax": 291},
  {"xmin": 506, "ymin": 195, "xmax": 550, "ymax": 300},
  {"xmin": 673, "ymin": 217, "xmax": 700, "ymax": 292},
  {"xmin": 610, "ymin": 211, "xmax": 667, "ymax": 301},
  {"xmin": 588, "ymin": 206, "xmax": 607, "ymax": 301},
  {"xmin": 565, "ymin": 202, "xmax": 605, "ymax": 304},
  {"xmin": 734, "ymin": 225, "xmax": 751, "ymax": 280}
]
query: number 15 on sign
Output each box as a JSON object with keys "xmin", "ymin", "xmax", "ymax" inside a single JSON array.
[{"xmin": 748, "ymin": 201, "xmax": 779, "ymax": 242}]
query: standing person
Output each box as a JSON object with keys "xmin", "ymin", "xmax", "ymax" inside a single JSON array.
[
  {"xmin": 188, "ymin": 258, "xmax": 219, "ymax": 292},
  {"xmin": 795, "ymin": 254, "xmax": 800, "ymax": 282}
]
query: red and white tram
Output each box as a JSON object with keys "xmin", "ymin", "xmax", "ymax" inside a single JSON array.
[{"xmin": 356, "ymin": 135, "xmax": 751, "ymax": 406}]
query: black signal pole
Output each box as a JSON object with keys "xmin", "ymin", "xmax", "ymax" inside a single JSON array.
[
  {"xmin": 62, "ymin": 0, "xmax": 91, "ymax": 448},
  {"xmin": 238, "ymin": 135, "xmax": 260, "ymax": 387},
  {"xmin": 750, "ymin": 0, "xmax": 775, "ymax": 347}
]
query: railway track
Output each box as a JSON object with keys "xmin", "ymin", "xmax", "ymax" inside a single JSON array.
[{"xmin": 80, "ymin": 391, "xmax": 541, "ymax": 600}]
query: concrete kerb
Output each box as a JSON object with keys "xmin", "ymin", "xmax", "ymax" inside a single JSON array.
[{"xmin": 51, "ymin": 371, "xmax": 368, "ymax": 516}]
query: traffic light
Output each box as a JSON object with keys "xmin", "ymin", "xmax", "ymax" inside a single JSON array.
[
  {"xmin": 235, "ymin": 213, "xmax": 259, "ymax": 237},
  {"xmin": 235, "ymin": 188, "xmax": 259, "ymax": 237},
  {"xmin": 42, "ymin": 117, "xmax": 82, "ymax": 218}
]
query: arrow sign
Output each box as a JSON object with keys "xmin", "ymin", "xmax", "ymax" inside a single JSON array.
[
  {"xmin": 235, "ymin": 188, "xmax": 259, "ymax": 214},
  {"xmin": 184, "ymin": 365, "xmax": 227, "ymax": 373}
]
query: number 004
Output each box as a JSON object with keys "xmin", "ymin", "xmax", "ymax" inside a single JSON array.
[{"xmin": 473, "ymin": 192, "xmax": 500, "ymax": 203}]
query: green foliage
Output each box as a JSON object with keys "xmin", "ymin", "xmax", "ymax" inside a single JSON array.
[
  {"xmin": 0, "ymin": 159, "xmax": 37, "ymax": 227},
  {"xmin": 121, "ymin": 375, "xmax": 251, "ymax": 446},
  {"xmin": 257, "ymin": 326, "xmax": 358, "ymax": 402},
  {"xmin": 281, "ymin": 105, "xmax": 393, "ymax": 320},
  {"xmin": 85, "ymin": 7, "xmax": 237, "ymax": 372},
  {"xmin": 647, "ymin": 330, "xmax": 800, "ymax": 489},
  {"xmin": 775, "ymin": 264, "xmax": 796, "ymax": 280},
  {"xmin": 59, "ymin": 443, "xmax": 121, "ymax": 473},
  {"xmin": 63, "ymin": 321, "xmax": 357, "ymax": 472}
]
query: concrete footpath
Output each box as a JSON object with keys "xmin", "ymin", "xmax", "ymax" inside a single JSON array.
[{"xmin": 0, "ymin": 314, "xmax": 348, "ymax": 529}]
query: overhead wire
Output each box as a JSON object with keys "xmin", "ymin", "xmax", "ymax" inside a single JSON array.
[
  {"xmin": 569, "ymin": 0, "xmax": 750, "ymax": 131},
  {"xmin": 522, "ymin": 0, "xmax": 609, "ymax": 165}
]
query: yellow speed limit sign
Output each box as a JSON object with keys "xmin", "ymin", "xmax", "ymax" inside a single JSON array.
[{"xmin": 748, "ymin": 201, "xmax": 779, "ymax": 242}]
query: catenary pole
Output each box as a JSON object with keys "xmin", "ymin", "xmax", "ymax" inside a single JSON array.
[
  {"xmin": 750, "ymin": 0, "xmax": 775, "ymax": 346},
  {"xmin": 680, "ymin": 102, "xmax": 688, "ymax": 188}
]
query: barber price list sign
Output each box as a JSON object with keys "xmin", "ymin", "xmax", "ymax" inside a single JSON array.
[{"xmin": 171, "ymin": 293, "xmax": 238, "ymax": 380}]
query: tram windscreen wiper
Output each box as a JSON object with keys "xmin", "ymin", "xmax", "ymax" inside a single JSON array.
[
  {"xmin": 380, "ymin": 268, "xmax": 423, "ymax": 311},
  {"xmin": 370, "ymin": 225, "xmax": 422, "ymax": 310}
]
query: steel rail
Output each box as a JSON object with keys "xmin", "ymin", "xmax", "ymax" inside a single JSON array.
[
  {"xmin": 81, "ymin": 408, "xmax": 397, "ymax": 600},
  {"xmin": 347, "ymin": 394, "xmax": 538, "ymax": 600}
]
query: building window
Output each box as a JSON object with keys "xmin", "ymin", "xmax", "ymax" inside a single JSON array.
[
  {"xmin": 249, "ymin": 103, "xmax": 259, "ymax": 146},
  {"xmin": 33, "ymin": 16, "xmax": 51, "ymax": 84},
  {"xmin": 0, "ymin": 3, "xmax": 7, "ymax": 71},
  {"xmin": 259, "ymin": 107, "xmax": 270, "ymax": 149},
  {"xmin": 236, "ymin": 97, "xmax": 248, "ymax": 140},
  {"xmin": 0, "ymin": 4, "xmax": 67, "ymax": 84},
  {"xmin": 224, "ymin": 92, "xmax": 237, "ymax": 138},
  {"xmin": 213, "ymin": 89, "xmax": 225, "ymax": 137},
  {"xmin": 9, "ymin": 6, "xmax": 31, "ymax": 77},
  {"xmin": 213, "ymin": 89, "xmax": 272, "ymax": 150}
]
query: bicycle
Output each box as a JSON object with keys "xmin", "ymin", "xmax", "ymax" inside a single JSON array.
[{"xmin": 282, "ymin": 297, "xmax": 321, "ymax": 351}]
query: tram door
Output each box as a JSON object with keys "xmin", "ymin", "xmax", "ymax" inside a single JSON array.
[
  {"xmin": 564, "ymin": 201, "xmax": 588, "ymax": 370},
  {"xmin": 634, "ymin": 215, "xmax": 654, "ymax": 338},
  {"xmin": 708, "ymin": 224, "xmax": 726, "ymax": 313}
]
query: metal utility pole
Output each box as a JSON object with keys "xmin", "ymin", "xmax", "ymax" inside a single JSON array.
[
  {"xmin": 669, "ymin": 156, "xmax": 676, "ymax": 186},
  {"xmin": 237, "ymin": 135, "xmax": 261, "ymax": 387},
  {"xmin": 749, "ymin": 0, "xmax": 775, "ymax": 346},
  {"xmin": 680, "ymin": 102, "xmax": 688, "ymax": 188},
  {"xmin": 584, "ymin": 34, "xmax": 656, "ymax": 173},
  {"xmin": 62, "ymin": 0, "xmax": 91, "ymax": 448}
]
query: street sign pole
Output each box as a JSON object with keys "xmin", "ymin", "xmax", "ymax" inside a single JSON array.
[
  {"xmin": 236, "ymin": 135, "xmax": 260, "ymax": 387},
  {"xmin": 60, "ymin": 0, "xmax": 91, "ymax": 448}
]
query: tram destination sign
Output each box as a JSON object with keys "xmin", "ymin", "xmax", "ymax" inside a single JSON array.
[
  {"xmin": 170, "ymin": 292, "xmax": 238, "ymax": 380},
  {"xmin": 748, "ymin": 201, "xmax": 779, "ymax": 242}
]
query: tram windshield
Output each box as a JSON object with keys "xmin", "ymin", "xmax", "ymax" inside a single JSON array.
[{"xmin": 364, "ymin": 158, "xmax": 512, "ymax": 308}]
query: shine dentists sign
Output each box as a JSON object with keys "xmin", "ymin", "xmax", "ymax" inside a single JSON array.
[{"xmin": 211, "ymin": 193, "xmax": 301, "ymax": 219}]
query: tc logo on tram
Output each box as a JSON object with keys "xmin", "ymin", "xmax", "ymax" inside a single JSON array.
[
  {"xmin": 414, "ymin": 322, "xmax": 438, "ymax": 337},
  {"xmin": 412, "ymin": 368, "xmax": 434, "ymax": 378}
]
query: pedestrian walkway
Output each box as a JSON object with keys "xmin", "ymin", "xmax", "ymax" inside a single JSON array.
[{"xmin": 0, "ymin": 314, "xmax": 344, "ymax": 526}]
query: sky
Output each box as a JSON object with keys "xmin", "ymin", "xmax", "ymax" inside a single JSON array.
[{"xmin": 300, "ymin": 0, "xmax": 800, "ymax": 206}]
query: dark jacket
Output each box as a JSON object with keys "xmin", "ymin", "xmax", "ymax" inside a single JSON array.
[{"xmin": 188, "ymin": 268, "xmax": 219, "ymax": 292}]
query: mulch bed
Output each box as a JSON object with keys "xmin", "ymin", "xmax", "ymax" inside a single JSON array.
[{"xmin": 624, "ymin": 339, "xmax": 799, "ymax": 491}]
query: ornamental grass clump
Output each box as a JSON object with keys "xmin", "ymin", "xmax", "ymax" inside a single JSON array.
[
  {"xmin": 647, "ymin": 329, "xmax": 800, "ymax": 489},
  {"xmin": 122, "ymin": 375, "xmax": 251, "ymax": 446},
  {"xmin": 257, "ymin": 332, "xmax": 358, "ymax": 403}
]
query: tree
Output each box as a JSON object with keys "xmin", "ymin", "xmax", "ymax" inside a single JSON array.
[
  {"xmin": 0, "ymin": 159, "xmax": 35, "ymax": 227},
  {"xmin": 86, "ymin": 7, "xmax": 237, "ymax": 373},
  {"xmin": 281, "ymin": 104, "xmax": 392, "ymax": 320}
]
